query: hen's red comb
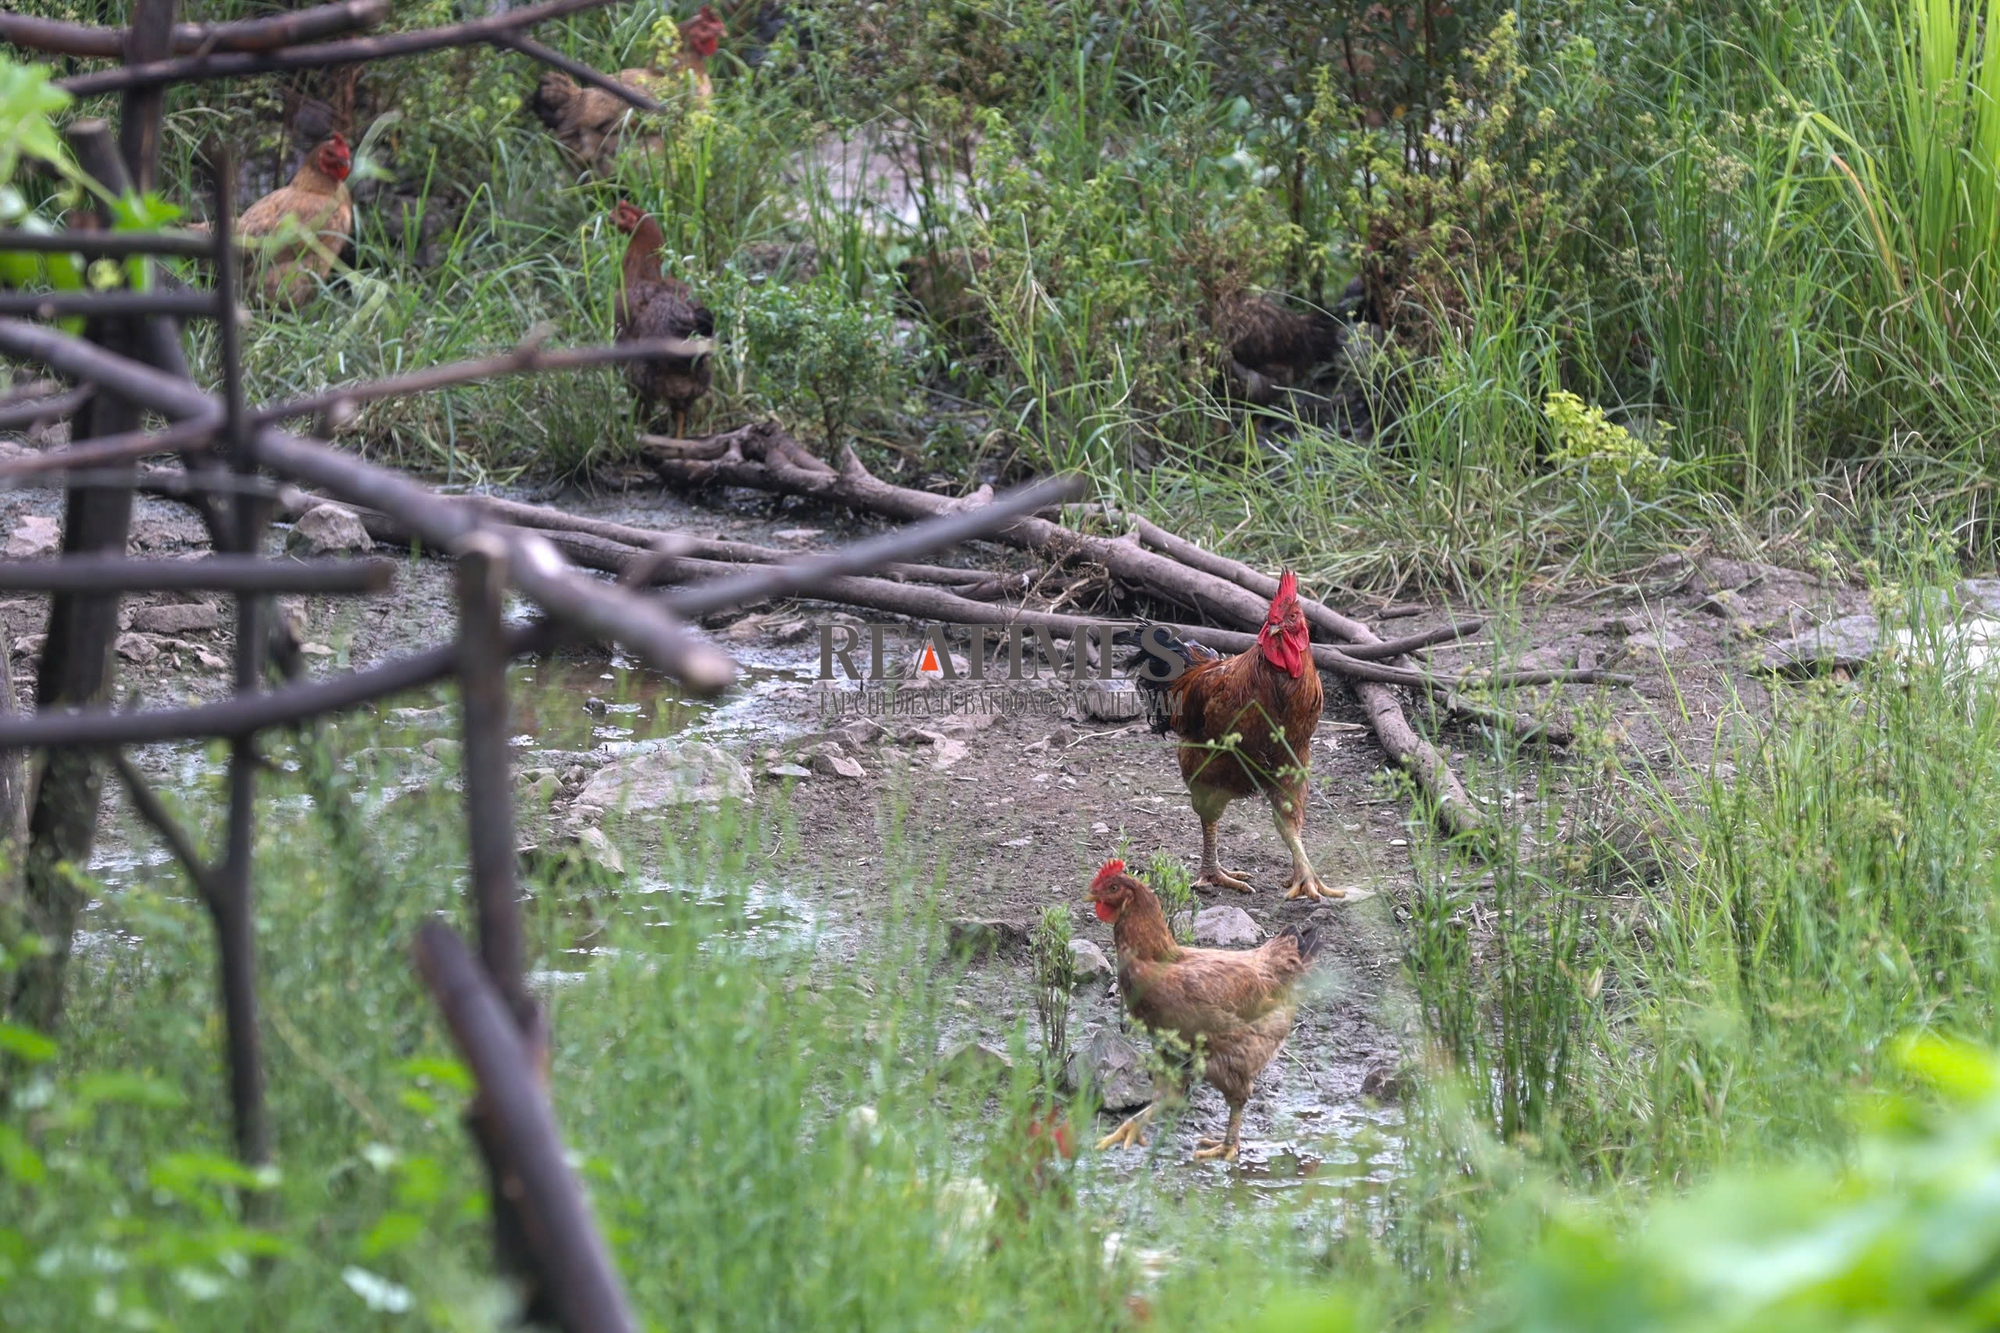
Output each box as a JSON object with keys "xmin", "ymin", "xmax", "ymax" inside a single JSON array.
[{"xmin": 1089, "ymin": 859, "xmax": 1127, "ymax": 893}]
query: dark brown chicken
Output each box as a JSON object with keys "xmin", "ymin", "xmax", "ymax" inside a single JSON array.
[
  {"xmin": 1087, "ymin": 860, "xmax": 1322, "ymax": 1161},
  {"xmin": 1124, "ymin": 569, "xmax": 1334, "ymax": 900},
  {"xmin": 1211, "ymin": 291, "xmax": 1344, "ymax": 405},
  {"xmin": 611, "ymin": 200, "xmax": 714, "ymax": 437}
]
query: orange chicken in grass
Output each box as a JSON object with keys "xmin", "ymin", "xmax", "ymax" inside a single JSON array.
[
  {"xmin": 194, "ymin": 133, "xmax": 352, "ymax": 307},
  {"xmin": 1088, "ymin": 859, "xmax": 1322, "ymax": 1161},
  {"xmin": 528, "ymin": 6, "xmax": 726, "ymax": 174},
  {"xmin": 1124, "ymin": 570, "xmax": 1337, "ymax": 901}
]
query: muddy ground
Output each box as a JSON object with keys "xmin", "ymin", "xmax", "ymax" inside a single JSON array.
[{"xmin": 0, "ymin": 473, "xmax": 1871, "ymax": 1183}]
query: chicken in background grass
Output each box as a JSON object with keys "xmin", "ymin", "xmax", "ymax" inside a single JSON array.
[
  {"xmin": 191, "ymin": 133, "xmax": 353, "ymax": 308},
  {"xmin": 1120, "ymin": 569, "xmax": 1337, "ymax": 901},
  {"xmin": 611, "ymin": 200, "xmax": 715, "ymax": 438},
  {"xmin": 528, "ymin": 6, "xmax": 726, "ymax": 175},
  {"xmin": 1087, "ymin": 859, "xmax": 1322, "ymax": 1162}
]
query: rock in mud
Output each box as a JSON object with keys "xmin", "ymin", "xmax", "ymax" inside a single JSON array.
[
  {"xmin": 287, "ymin": 503, "xmax": 373, "ymax": 556},
  {"xmin": 574, "ymin": 825, "xmax": 625, "ymax": 875},
  {"xmin": 570, "ymin": 741, "xmax": 751, "ymax": 826},
  {"xmin": 113, "ymin": 632, "xmax": 160, "ymax": 664},
  {"xmin": 830, "ymin": 717, "xmax": 889, "ymax": 748},
  {"xmin": 937, "ymin": 1040, "xmax": 1013, "ymax": 1083},
  {"xmin": 1628, "ymin": 628, "xmax": 1688, "ymax": 653},
  {"xmin": 4, "ymin": 515, "xmax": 60, "ymax": 559},
  {"xmin": 131, "ymin": 602, "xmax": 220, "ymax": 635},
  {"xmin": 812, "ymin": 750, "xmax": 866, "ymax": 779},
  {"xmin": 946, "ymin": 917, "xmax": 1028, "ymax": 958},
  {"xmin": 1068, "ymin": 938, "xmax": 1114, "ymax": 988},
  {"xmin": 1194, "ymin": 905, "xmax": 1263, "ymax": 948},
  {"xmin": 1066, "ymin": 1028, "xmax": 1152, "ymax": 1111},
  {"xmin": 1078, "ymin": 679, "xmax": 1143, "ymax": 722},
  {"xmin": 1762, "ymin": 612, "xmax": 1881, "ymax": 674},
  {"xmin": 764, "ymin": 762, "xmax": 813, "ymax": 780}
]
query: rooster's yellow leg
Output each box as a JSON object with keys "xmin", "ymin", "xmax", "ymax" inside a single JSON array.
[
  {"xmin": 1272, "ymin": 785, "xmax": 1339, "ymax": 901},
  {"xmin": 1193, "ymin": 1108, "xmax": 1243, "ymax": 1162},
  {"xmin": 1191, "ymin": 786, "xmax": 1253, "ymax": 892},
  {"xmin": 1096, "ymin": 1102, "xmax": 1159, "ymax": 1152}
]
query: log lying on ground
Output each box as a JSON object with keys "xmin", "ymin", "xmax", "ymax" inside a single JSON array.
[{"xmin": 645, "ymin": 430, "xmax": 1626, "ymax": 836}]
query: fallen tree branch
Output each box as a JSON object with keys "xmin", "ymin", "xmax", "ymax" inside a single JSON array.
[
  {"xmin": 0, "ymin": 417, "xmax": 217, "ymax": 483},
  {"xmin": 492, "ymin": 32, "xmax": 662, "ymax": 111},
  {"xmin": 55, "ymin": 0, "xmax": 629, "ymax": 96},
  {"xmin": 1, "ymin": 0, "xmax": 389, "ymax": 59},
  {"xmin": 0, "ymin": 386, "xmax": 91, "ymax": 430},
  {"xmin": 252, "ymin": 334, "xmax": 711, "ymax": 428}
]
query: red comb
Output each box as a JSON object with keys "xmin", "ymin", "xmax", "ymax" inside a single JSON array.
[{"xmin": 1089, "ymin": 859, "xmax": 1127, "ymax": 893}]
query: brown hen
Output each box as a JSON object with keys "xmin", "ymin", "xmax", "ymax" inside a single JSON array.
[
  {"xmin": 196, "ymin": 134, "xmax": 352, "ymax": 307},
  {"xmin": 1087, "ymin": 860, "xmax": 1322, "ymax": 1161}
]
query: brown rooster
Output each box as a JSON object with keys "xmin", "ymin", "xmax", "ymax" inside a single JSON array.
[
  {"xmin": 195, "ymin": 133, "xmax": 352, "ymax": 307},
  {"xmin": 1123, "ymin": 570, "xmax": 1335, "ymax": 901},
  {"xmin": 611, "ymin": 200, "xmax": 714, "ymax": 437},
  {"xmin": 1088, "ymin": 859, "xmax": 1322, "ymax": 1161},
  {"xmin": 528, "ymin": 7, "xmax": 726, "ymax": 175}
]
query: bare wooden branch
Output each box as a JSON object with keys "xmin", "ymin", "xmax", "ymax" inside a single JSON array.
[
  {"xmin": 0, "ymin": 475, "xmax": 1089, "ymax": 749},
  {"xmin": 8, "ymin": 120, "xmax": 149, "ymax": 1036},
  {"xmin": 455, "ymin": 537, "xmax": 535, "ymax": 1033},
  {"xmin": 0, "ymin": 418, "xmax": 217, "ymax": 482},
  {"xmin": 0, "ymin": 0, "xmax": 388, "ymax": 59},
  {"xmin": 109, "ymin": 751, "xmax": 220, "ymax": 908},
  {"xmin": 0, "ymin": 291, "xmax": 224, "ymax": 320},
  {"xmin": 249, "ymin": 431, "xmax": 736, "ymax": 693},
  {"xmin": 120, "ymin": 0, "xmax": 181, "ymax": 192},
  {"xmin": 251, "ymin": 335, "xmax": 713, "ymax": 427},
  {"xmin": 415, "ymin": 922, "xmax": 638, "ymax": 1333},
  {"xmin": 461, "ymin": 494, "xmax": 1010, "ymax": 590},
  {"xmin": 492, "ymin": 32, "xmax": 662, "ymax": 111},
  {"xmin": 1341, "ymin": 620, "xmax": 1486, "ymax": 660},
  {"xmin": 0, "ymin": 555, "xmax": 395, "ymax": 594},
  {"xmin": 0, "ymin": 386, "xmax": 92, "ymax": 430},
  {"xmin": 57, "ymin": 0, "xmax": 636, "ymax": 96},
  {"xmin": 0, "ymin": 228, "xmax": 216, "ymax": 260}
]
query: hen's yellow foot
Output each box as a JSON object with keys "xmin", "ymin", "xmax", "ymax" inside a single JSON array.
[
  {"xmin": 1097, "ymin": 1111, "xmax": 1152, "ymax": 1151},
  {"xmin": 1192, "ymin": 1138, "xmax": 1239, "ymax": 1162},
  {"xmin": 1283, "ymin": 874, "xmax": 1342, "ymax": 901},
  {"xmin": 1196, "ymin": 867, "xmax": 1255, "ymax": 894}
]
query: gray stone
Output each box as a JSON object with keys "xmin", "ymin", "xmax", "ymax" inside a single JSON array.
[
  {"xmin": 946, "ymin": 917, "xmax": 1028, "ymax": 958},
  {"xmin": 1067, "ymin": 937, "xmax": 1114, "ymax": 988},
  {"xmin": 286, "ymin": 503, "xmax": 373, "ymax": 556},
  {"xmin": 574, "ymin": 826, "xmax": 625, "ymax": 875},
  {"xmin": 1066, "ymin": 1028, "xmax": 1153, "ymax": 1111},
  {"xmin": 421, "ymin": 738, "xmax": 461, "ymax": 764},
  {"xmin": 1628, "ymin": 629, "xmax": 1688, "ymax": 653},
  {"xmin": 812, "ymin": 751, "xmax": 866, "ymax": 779},
  {"xmin": 1079, "ymin": 679, "xmax": 1143, "ymax": 722},
  {"xmin": 4, "ymin": 515, "xmax": 59, "ymax": 559},
  {"xmin": 131, "ymin": 602, "xmax": 221, "ymax": 635},
  {"xmin": 570, "ymin": 741, "xmax": 751, "ymax": 825},
  {"xmin": 1762, "ymin": 612, "xmax": 1881, "ymax": 674},
  {"xmin": 764, "ymin": 762, "xmax": 813, "ymax": 780},
  {"xmin": 937, "ymin": 1040, "xmax": 1013, "ymax": 1082},
  {"xmin": 113, "ymin": 632, "xmax": 160, "ymax": 664},
  {"xmin": 1194, "ymin": 905, "xmax": 1263, "ymax": 948}
]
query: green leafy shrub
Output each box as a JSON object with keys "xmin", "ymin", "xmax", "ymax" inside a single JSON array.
[{"xmin": 727, "ymin": 270, "xmax": 906, "ymax": 452}]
